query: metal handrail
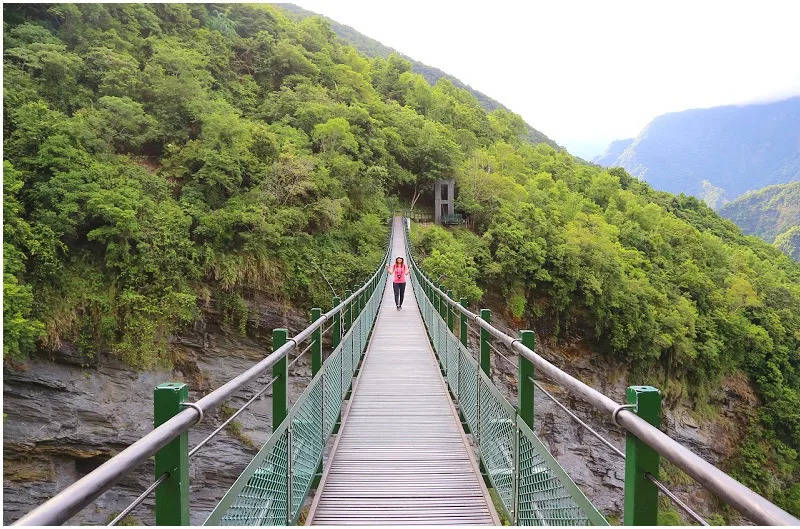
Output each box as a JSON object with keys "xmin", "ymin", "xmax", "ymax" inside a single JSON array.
[
  {"xmin": 403, "ymin": 218, "xmax": 799, "ymax": 526},
  {"xmin": 460, "ymin": 329, "xmax": 708, "ymax": 525},
  {"xmin": 15, "ymin": 227, "xmax": 394, "ymax": 526}
]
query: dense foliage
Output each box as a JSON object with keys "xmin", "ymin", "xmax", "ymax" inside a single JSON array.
[
  {"xmin": 774, "ymin": 226, "xmax": 800, "ymax": 261},
  {"xmin": 278, "ymin": 3, "xmax": 557, "ymax": 148},
  {"xmin": 412, "ymin": 146, "xmax": 800, "ymax": 514},
  {"xmin": 718, "ymin": 180, "xmax": 800, "ymax": 250},
  {"xmin": 2, "ymin": 3, "xmax": 521, "ymax": 367}
]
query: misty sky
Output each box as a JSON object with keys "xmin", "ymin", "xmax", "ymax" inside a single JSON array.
[{"xmin": 292, "ymin": 0, "xmax": 800, "ymax": 159}]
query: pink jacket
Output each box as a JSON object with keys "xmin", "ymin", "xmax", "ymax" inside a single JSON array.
[{"xmin": 390, "ymin": 264, "xmax": 409, "ymax": 283}]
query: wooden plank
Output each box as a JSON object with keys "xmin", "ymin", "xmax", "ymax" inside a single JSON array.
[{"xmin": 307, "ymin": 218, "xmax": 499, "ymax": 525}]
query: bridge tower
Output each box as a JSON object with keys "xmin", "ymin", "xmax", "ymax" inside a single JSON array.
[{"xmin": 434, "ymin": 178, "xmax": 455, "ymax": 224}]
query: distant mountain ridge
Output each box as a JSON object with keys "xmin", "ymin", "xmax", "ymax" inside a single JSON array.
[
  {"xmin": 594, "ymin": 97, "xmax": 800, "ymax": 206},
  {"xmin": 718, "ymin": 181, "xmax": 800, "ymax": 241},
  {"xmin": 276, "ymin": 3, "xmax": 559, "ymax": 149}
]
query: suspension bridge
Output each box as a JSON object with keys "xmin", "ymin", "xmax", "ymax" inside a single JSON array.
[{"xmin": 13, "ymin": 217, "xmax": 799, "ymax": 526}]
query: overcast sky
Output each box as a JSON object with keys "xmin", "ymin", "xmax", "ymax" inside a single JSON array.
[{"xmin": 292, "ymin": 0, "xmax": 800, "ymax": 159}]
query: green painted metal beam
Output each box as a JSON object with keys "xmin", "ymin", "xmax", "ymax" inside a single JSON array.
[
  {"xmin": 344, "ymin": 289, "xmax": 352, "ymax": 332},
  {"xmin": 460, "ymin": 298, "xmax": 468, "ymax": 347},
  {"xmin": 311, "ymin": 308, "xmax": 322, "ymax": 375},
  {"xmin": 331, "ymin": 296, "xmax": 341, "ymax": 350},
  {"xmin": 446, "ymin": 289, "xmax": 454, "ymax": 333},
  {"xmin": 623, "ymin": 385, "xmax": 661, "ymax": 526},
  {"xmin": 272, "ymin": 329, "xmax": 288, "ymax": 431},
  {"xmin": 480, "ymin": 308, "xmax": 491, "ymax": 377},
  {"xmin": 154, "ymin": 382, "xmax": 190, "ymax": 526},
  {"xmin": 518, "ymin": 330, "xmax": 535, "ymax": 429}
]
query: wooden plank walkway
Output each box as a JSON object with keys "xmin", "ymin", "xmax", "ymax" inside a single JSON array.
[{"xmin": 308, "ymin": 218, "xmax": 498, "ymax": 525}]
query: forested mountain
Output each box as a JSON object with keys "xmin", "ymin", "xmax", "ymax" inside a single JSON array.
[
  {"xmin": 275, "ymin": 3, "xmax": 559, "ymax": 148},
  {"xmin": 718, "ymin": 181, "xmax": 800, "ymax": 241},
  {"xmin": 593, "ymin": 97, "xmax": 800, "ymax": 206},
  {"xmin": 774, "ymin": 226, "xmax": 800, "ymax": 261},
  {"xmin": 2, "ymin": 3, "xmax": 534, "ymax": 366},
  {"xmin": 3, "ymin": 3, "xmax": 799, "ymax": 518},
  {"xmin": 717, "ymin": 181, "xmax": 800, "ymax": 260}
]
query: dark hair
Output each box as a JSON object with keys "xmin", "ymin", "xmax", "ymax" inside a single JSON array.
[{"xmin": 395, "ymin": 256, "xmax": 404, "ymax": 264}]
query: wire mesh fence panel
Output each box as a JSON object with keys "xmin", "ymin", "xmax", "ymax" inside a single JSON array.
[
  {"xmin": 290, "ymin": 380, "xmax": 324, "ymax": 523},
  {"xmin": 340, "ymin": 337, "xmax": 352, "ymax": 399},
  {"xmin": 477, "ymin": 375, "xmax": 517, "ymax": 518},
  {"xmin": 211, "ymin": 427, "xmax": 290, "ymax": 525},
  {"xmin": 447, "ymin": 333, "xmax": 459, "ymax": 395},
  {"xmin": 438, "ymin": 317, "xmax": 446, "ymax": 362},
  {"xmin": 517, "ymin": 419, "xmax": 607, "ymax": 525},
  {"xmin": 350, "ymin": 331, "xmax": 358, "ymax": 376},
  {"xmin": 458, "ymin": 347, "xmax": 479, "ymax": 435},
  {"xmin": 405, "ymin": 221, "xmax": 607, "ymax": 527},
  {"xmin": 323, "ymin": 352, "xmax": 342, "ymax": 438}
]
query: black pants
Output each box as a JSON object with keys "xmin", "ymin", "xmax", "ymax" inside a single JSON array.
[{"xmin": 393, "ymin": 282, "xmax": 406, "ymax": 307}]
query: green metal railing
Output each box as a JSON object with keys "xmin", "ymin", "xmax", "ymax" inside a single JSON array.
[
  {"xmin": 204, "ymin": 258, "xmax": 388, "ymax": 525},
  {"xmin": 441, "ymin": 213, "xmax": 464, "ymax": 225},
  {"xmin": 14, "ymin": 227, "xmax": 392, "ymax": 527},
  {"xmin": 403, "ymin": 218, "xmax": 800, "ymax": 527},
  {"xmin": 404, "ymin": 223, "xmax": 606, "ymax": 526}
]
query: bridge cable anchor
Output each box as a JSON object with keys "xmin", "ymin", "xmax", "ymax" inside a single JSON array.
[
  {"xmin": 180, "ymin": 402, "xmax": 204, "ymax": 425},
  {"xmin": 611, "ymin": 403, "xmax": 637, "ymax": 427}
]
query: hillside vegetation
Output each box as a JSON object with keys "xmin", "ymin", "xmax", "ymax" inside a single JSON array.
[
  {"xmin": 276, "ymin": 3, "xmax": 559, "ymax": 148},
  {"xmin": 411, "ymin": 150, "xmax": 800, "ymax": 514},
  {"xmin": 718, "ymin": 181, "xmax": 800, "ymax": 247},
  {"xmin": 775, "ymin": 227, "xmax": 800, "ymax": 261},
  {"xmin": 594, "ymin": 97, "xmax": 800, "ymax": 205},
  {"xmin": 3, "ymin": 3, "xmax": 532, "ymax": 368},
  {"xmin": 3, "ymin": 3, "xmax": 799, "ymax": 517}
]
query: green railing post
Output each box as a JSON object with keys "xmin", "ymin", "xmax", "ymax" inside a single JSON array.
[
  {"xmin": 623, "ymin": 385, "xmax": 661, "ymax": 526},
  {"xmin": 311, "ymin": 308, "xmax": 322, "ymax": 375},
  {"xmin": 437, "ymin": 283, "xmax": 447, "ymax": 323},
  {"xmin": 438, "ymin": 285, "xmax": 447, "ymax": 321},
  {"xmin": 154, "ymin": 382, "xmax": 190, "ymax": 526},
  {"xmin": 518, "ymin": 330, "xmax": 535, "ymax": 428},
  {"xmin": 480, "ymin": 309, "xmax": 491, "ymax": 377},
  {"xmin": 331, "ymin": 296, "xmax": 341, "ymax": 350},
  {"xmin": 272, "ymin": 329, "xmax": 288, "ymax": 430},
  {"xmin": 460, "ymin": 298, "xmax": 469, "ymax": 347},
  {"xmin": 344, "ymin": 289, "xmax": 352, "ymax": 332},
  {"xmin": 446, "ymin": 289, "xmax": 454, "ymax": 333}
]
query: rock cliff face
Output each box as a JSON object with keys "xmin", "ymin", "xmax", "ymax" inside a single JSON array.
[
  {"xmin": 3, "ymin": 298, "xmax": 309, "ymax": 525},
  {"xmin": 4, "ymin": 298, "xmax": 755, "ymax": 525}
]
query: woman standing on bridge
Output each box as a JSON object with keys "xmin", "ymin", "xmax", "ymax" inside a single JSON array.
[{"xmin": 388, "ymin": 257, "xmax": 409, "ymax": 310}]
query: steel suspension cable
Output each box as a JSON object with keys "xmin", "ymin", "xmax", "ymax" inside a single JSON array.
[
  {"xmin": 189, "ymin": 376, "xmax": 279, "ymax": 458},
  {"xmin": 647, "ymin": 473, "xmax": 710, "ymax": 526},
  {"xmin": 107, "ymin": 473, "xmax": 168, "ymax": 526}
]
